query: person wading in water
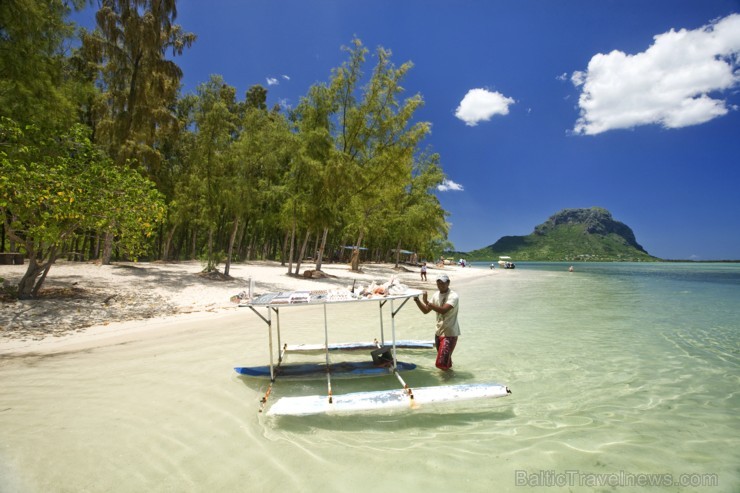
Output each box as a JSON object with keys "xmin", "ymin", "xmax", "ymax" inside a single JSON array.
[{"xmin": 413, "ymin": 274, "xmax": 460, "ymax": 370}]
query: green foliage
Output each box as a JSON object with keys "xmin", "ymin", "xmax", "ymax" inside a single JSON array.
[
  {"xmin": 1, "ymin": 7, "xmax": 453, "ymax": 273},
  {"xmin": 80, "ymin": 0, "xmax": 195, "ymax": 175},
  {"xmin": 384, "ymin": 150, "xmax": 448, "ymax": 262},
  {"xmin": 465, "ymin": 208, "xmax": 660, "ymax": 262},
  {"xmin": 295, "ymin": 38, "xmax": 445, "ymax": 268},
  {"xmin": 0, "ymin": 0, "xmax": 89, "ymax": 133},
  {"xmin": 0, "ymin": 117, "xmax": 166, "ymax": 296},
  {"xmin": 198, "ymin": 248, "xmax": 225, "ymax": 271}
]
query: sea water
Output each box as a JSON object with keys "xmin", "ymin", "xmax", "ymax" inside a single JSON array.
[{"xmin": 0, "ymin": 263, "xmax": 738, "ymax": 492}]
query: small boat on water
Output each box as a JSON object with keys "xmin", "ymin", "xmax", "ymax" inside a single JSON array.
[
  {"xmin": 236, "ymin": 281, "xmax": 511, "ymax": 416},
  {"xmin": 498, "ymin": 256, "xmax": 516, "ymax": 269}
]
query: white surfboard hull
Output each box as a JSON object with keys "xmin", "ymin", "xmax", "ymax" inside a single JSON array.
[{"xmin": 266, "ymin": 383, "xmax": 511, "ymax": 416}]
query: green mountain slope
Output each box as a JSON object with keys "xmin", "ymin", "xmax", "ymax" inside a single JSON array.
[{"xmin": 465, "ymin": 207, "xmax": 660, "ymax": 262}]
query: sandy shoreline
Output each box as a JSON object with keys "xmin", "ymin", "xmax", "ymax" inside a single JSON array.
[{"xmin": 1, "ymin": 259, "xmax": 492, "ymax": 354}]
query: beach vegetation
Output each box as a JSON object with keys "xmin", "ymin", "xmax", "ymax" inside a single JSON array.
[
  {"xmin": 0, "ymin": 118, "xmax": 165, "ymax": 298},
  {"xmin": 78, "ymin": 0, "xmax": 195, "ymax": 264},
  {"xmin": 175, "ymin": 76, "xmax": 243, "ymax": 273},
  {"xmin": 387, "ymin": 150, "xmax": 449, "ymax": 267},
  {"xmin": 78, "ymin": 0, "xmax": 196, "ymax": 171},
  {"xmin": 162, "ymin": 38, "xmax": 449, "ymax": 276},
  {"xmin": 291, "ymin": 39, "xmax": 447, "ymax": 272},
  {"xmin": 0, "ymin": 2, "xmax": 452, "ymax": 279},
  {"xmin": 0, "ymin": 0, "xmax": 88, "ymax": 135},
  {"xmin": 291, "ymin": 84, "xmax": 337, "ymax": 273}
]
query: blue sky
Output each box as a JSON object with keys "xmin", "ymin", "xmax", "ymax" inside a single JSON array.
[{"xmin": 74, "ymin": 1, "xmax": 740, "ymax": 260}]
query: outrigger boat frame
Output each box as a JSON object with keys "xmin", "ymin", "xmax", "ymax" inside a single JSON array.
[{"xmin": 237, "ymin": 289, "xmax": 511, "ymax": 416}]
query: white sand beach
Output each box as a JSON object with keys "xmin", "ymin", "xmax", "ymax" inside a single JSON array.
[{"xmin": 0, "ymin": 259, "xmax": 492, "ymax": 354}]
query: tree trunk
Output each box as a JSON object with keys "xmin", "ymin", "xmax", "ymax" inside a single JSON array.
[
  {"xmin": 205, "ymin": 227, "xmax": 216, "ymax": 272},
  {"xmin": 18, "ymin": 260, "xmax": 44, "ymax": 299},
  {"xmin": 295, "ymin": 230, "xmax": 310, "ymax": 276},
  {"xmin": 246, "ymin": 235, "xmax": 254, "ymax": 261},
  {"xmin": 316, "ymin": 226, "xmax": 329, "ymax": 271},
  {"xmin": 224, "ymin": 217, "xmax": 239, "ymax": 277},
  {"xmin": 93, "ymin": 233, "xmax": 101, "ymax": 260},
  {"xmin": 394, "ymin": 239, "xmax": 402, "ymax": 268},
  {"xmin": 101, "ymin": 229, "xmax": 114, "ymax": 265},
  {"xmin": 312, "ymin": 234, "xmax": 320, "ymax": 265},
  {"xmin": 287, "ymin": 220, "xmax": 296, "ymax": 275},
  {"xmin": 75, "ymin": 234, "xmax": 82, "ymax": 261},
  {"xmin": 235, "ymin": 219, "xmax": 247, "ymax": 261},
  {"xmin": 17, "ymin": 246, "xmax": 57, "ymax": 299},
  {"xmin": 80, "ymin": 233, "xmax": 89, "ymax": 262},
  {"xmin": 155, "ymin": 223, "xmax": 163, "ymax": 262},
  {"xmin": 350, "ymin": 231, "xmax": 364, "ymax": 271},
  {"xmin": 281, "ymin": 229, "xmax": 290, "ymax": 267},
  {"xmin": 162, "ymin": 224, "xmax": 177, "ymax": 261},
  {"xmin": 88, "ymin": 230, "xmax": 96, "ymax": 260},
  {"xmin": 8, "ymin": 215, "xmax": 17, "ymax": 252},
  {"xmin": 32, "ymin": 257, "xmax": 55, "ymax": 298},
  {"xmin": 190, "ymin": 228, "xmax": 197, "ymax": 260}
]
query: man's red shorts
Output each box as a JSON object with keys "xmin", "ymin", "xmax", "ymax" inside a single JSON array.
[{"xmin": 435, "ymin": 335, "xmax": 458, "ymax": 370}]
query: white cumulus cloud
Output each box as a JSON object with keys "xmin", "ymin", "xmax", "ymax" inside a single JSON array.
[
  {"xmin": 571, "ymin": 13, "xmax": 740, "ymax": 135},
  {"xmin": 266, "ymin": 77, "xmax": 279, "ymax": 86},
  {"xmin": 437, "ymin": 179, "xmax": 464, "ymax": 192},
  {"xmin": 455, "ymin": 88, "xmax": 515, "ymax": 126}
]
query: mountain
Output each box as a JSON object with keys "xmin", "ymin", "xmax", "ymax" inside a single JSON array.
[{"xmin": 465, "ymin": 207, "xmax": 660, "ymax": 262}]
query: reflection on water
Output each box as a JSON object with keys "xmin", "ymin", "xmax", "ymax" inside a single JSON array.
[{"xmin": 1, "ymin": 263, "xmax": 738, "ymax": 492}]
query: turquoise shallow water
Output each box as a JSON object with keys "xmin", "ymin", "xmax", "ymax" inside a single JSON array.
[
  {"xmin": 462, "ymin": 262, "xmax": 739, "ymax": 492},
  {"xmin": 0, "ymin": 262, "xmax": 738, "ymax": 492}
]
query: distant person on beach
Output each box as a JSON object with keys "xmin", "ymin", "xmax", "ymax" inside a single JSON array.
[
  {"xmin": 569, "ymin": 265, "xmax": 574, "ymax": 272},
  {"xmin": 413, "ymin": 274, "xmax": 460, "ymax": 371},
  {"xmin": 420, "ymin": 262, "xmax": 427, "ymax": 281}
]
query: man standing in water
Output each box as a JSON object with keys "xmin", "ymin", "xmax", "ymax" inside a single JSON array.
[{"xmin": 414, "ymin": 274, "xmax": 460, "ymax": 370}]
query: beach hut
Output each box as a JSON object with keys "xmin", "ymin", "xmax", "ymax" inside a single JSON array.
[
  {"xmin": 341, "ymin": 246, "xmax": 368, "ymax": 263},
  {"xmin": 391, "ymin": 249, "xmax": 417, "ymax": 266}
]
